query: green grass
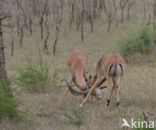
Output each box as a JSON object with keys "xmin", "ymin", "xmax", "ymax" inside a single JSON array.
[
  {"xmin": 51, "ymin": 69, "xmax": 62, "ymax": 90},
  {"xmin": 0, "ymin": 79, "xmax": 21, "ymax": 120},
  {"xmin": 62, "ymin": 108, "xmax": 84, "ymax": 127},
  {"xmin": 15, "ymin": 65, "xmax": 61, "ymax": 93},
  {"xmin": 118, "ymin": 26, "xmax": 156, "ymax": 57},
  {"xmin": 0, "ymin": 79, "xmax": 12, "ymax": 97}
]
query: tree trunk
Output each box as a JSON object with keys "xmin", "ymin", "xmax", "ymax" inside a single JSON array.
[
  {"xmin": 121, "ymin": 8, "xmax": 124, "ymax": 23},
  {"xmin": 0, "ymin": 18, "xmax": 13, "ymax": 97},
  {"xmin": 81, "ymin": 0, "xmax": 84, "ymax": 41},
  {"xmin": 53, "ymin": 25, "xmax": 59, "ymax": 56},
  {"xmin": 0, "ymin": 19, "xmax": 7, "ymax": 79}
]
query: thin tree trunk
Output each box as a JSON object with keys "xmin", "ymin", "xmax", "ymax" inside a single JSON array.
[
  {"xmin": 121, "ymin": 8, "xmax": 124, "ymax": 23},
  {"xmin": 53, "ymin": 25, "xmax": 59, "ymax": 56},
  {"xmin": 107, "ymin": 16, "xmax": 112, "ymax": 32},
  {"xmin": 143, "ymin": 0, "xmax": 146, "ymax": 24},
  {"xmin": 69, "ymin": 1, "xmax": 74, "ymax": 28},
  {"xmin": 93, "ymin": 0, "xmax": 97, "ymax": 19},
  {"xmin": 10, "ymin": 23, "xmax": 15, "ymax": 56},
  {"xmin": 81, "ymin": 0, "xmax": 84, "ymax": 41},
  {"xmin": 89, "ymin": 15, "xmax": 93, "ymax": 32},
  {"xmin": 0, "ymin": 19, "xmax": 7, "ymax": 79},
  {"xmin": 40, "ymin": 17, "xmax": 44, "ymax": 40},
  {"xmin": 28, "ymin": 15, "xmax": 32, "ymax": 35},
  {"xmin": 43, "ymin": 21, "xmax": 49, "ymax": 54},
  {"xmin": 127, "ymin": 6, "xmax": 130, "ymax": 21},
  {"xmin": 19, "ymin": 27, "xmax": 24, "ymax": 48},
  {"xmin": 10, "ymin": 40, "xmax": 14, "ymax": 56},
  {"xmin": 153, "ymin": 0, "xmax": 156, "ymax": 32},
  {"xmin": 76, "ymin": 10, "xmax": 80, "ymax": 31}
]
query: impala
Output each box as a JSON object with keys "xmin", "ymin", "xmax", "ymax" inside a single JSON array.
[
  {"xmin": 59, "ymin": 49, "xmax": 105, "ymax": 105},
  {"xmin": 80, "ymin": 53, "xmax": 125, "ymax": 107}
]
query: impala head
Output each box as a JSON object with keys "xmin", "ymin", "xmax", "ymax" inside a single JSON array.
[
  {"xmin": 62, "ymin": 74, "xmax": 106, "ymax": 100},
  {"xmin": 86, "ymin": 75, "xmax": 102, "ymax": 100}
]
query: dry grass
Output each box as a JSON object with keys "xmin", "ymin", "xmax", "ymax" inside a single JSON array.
[{"xmin": 1, "ymin": 18, "xmax": 156, "ymax": 130}]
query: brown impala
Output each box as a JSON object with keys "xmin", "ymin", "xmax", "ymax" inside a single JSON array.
[
  {"xmin": 80, "ymin": 53, "xmax": 125, "ymax": 107},
  {"xmin": 59, "ymin": 49, "xmax": 105, "ymax": 105}
]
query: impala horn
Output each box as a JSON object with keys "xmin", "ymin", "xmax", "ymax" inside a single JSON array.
[{"xmin": 61, "ymin": 79, "xmax": 89, "ymax": 96}]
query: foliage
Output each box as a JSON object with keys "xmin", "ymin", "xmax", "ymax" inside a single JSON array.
[
  {"xmin": 0, "ymin": 79, "xmax": 20, "ymax": 120},
  {"xmin": 15, "ymin": 65, "xmax": 61, "ymax": 93},
  {"xmin": 62, "ymin": 108, "xmax": 84, "ymax": 127},
  {"xmin": 51, "ymin": 69, "xmax": 62, "ymax": 90},
  {"xmin": 118, "ymin": 26, "xmax": 156, "ymax": 57},
  {"xmin": 0, "ymin": 79, "xmax": 12, "ymax": 97}
]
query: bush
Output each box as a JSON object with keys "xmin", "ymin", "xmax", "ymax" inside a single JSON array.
[
  {"xmin": 62, "ymin": 108, "xmax": 84, "ymax": 127},
  {"xmin": 0, "ymin": 79, "xmax": 20, "ymax": 119},
  {"xmin": 0, "ymin": 79, "xmax": 12, "ymax": 97},
  {"xmin": 118, "ymin": 26, "xmax": 156, "ymax": 57},
  {"xmin": 15, "ymin": 65, "xmax": 61, "ymax": 93},
  {"xmin": 51, "ymin": 69, "xmax": 61, "ymax": 90}
]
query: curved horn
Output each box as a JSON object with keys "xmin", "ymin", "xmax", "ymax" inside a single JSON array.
[{"xmin": 61, "ymin": 79, "xmax": 89, "ymax": 96}]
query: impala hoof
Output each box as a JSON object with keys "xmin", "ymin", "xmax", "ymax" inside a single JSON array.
[
  {"xmin": 105, "ymin": 103, "xmax": 109, "ymax": 107},
  {"xmin": 116, "ymin": 102, "xmax": 120, "ymax": 106},
  {"xmin": 106, "ymin": 99, "xmax": 110, "ymax": 106}
]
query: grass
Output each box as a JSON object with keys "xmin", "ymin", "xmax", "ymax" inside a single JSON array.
[
  {"xmin": 118, "ymin": 26, "xmax": 156, "ymax": 57},
  {"xmin": 0, "ymin": 79, "xmax": 21, "ymax": 120},
  {"xmin": 0, "ymin": 95, "xmax": 18, "ymax": 119},
  {"xmin": 0, "ymin": 79, "xmax": 12, "ymax": 97},
  {"xmin": 62, "ymin": 108, "xmax": 84, "ymax": 127},
  {"xmin": 14, "ymin": 65, "xmax": 61, "ymax": 93},
  {"xmin": 51, "ymin": 69, "xmax": 62, "ymax": 90}
]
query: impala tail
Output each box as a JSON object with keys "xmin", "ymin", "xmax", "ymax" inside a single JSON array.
[{"xmin": 109, "ymin": 64, "xmax": 123, "ymax": 86}]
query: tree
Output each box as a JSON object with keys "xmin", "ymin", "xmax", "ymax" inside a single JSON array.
[
  {"xmin": 0, "ymin": 17, "xmax": 7, "ymax": 79},
  {"xmin": 120, "ymin": 0, "xmax": 128, "ymax": 23},
  {"xmin": 0, "ymin": 0, "xmax": 23, "ymax": 96}
]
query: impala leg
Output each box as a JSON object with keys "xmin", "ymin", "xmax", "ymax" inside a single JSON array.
[
  {"xmin": 105, "ymin": 78, "xmax": 114, "ymax": 106},
  {"xmin": 80, "ymin": 76, "xmax": 103, "ymax": 107},
  {"xmin": 116, "ymin": 77, "xmax": 122, "ymax": 106},
  {"xmin": 106, "ymin": 86, "xmax": 114, "ymax": 106},
  {"xmin": 116, "ymin": 85, "xmax": 120, "ymax": 106}
]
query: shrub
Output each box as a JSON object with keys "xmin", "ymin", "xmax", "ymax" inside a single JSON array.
[
  {"xmin": 51, "ymin": 69, "xmax": 61, "ymax": 90},
  {"xmin": 0, "ymin": 79, "xmax": 12, "ymax": 97},
  {"xmin": 118, "ymin": 26, "xmax": 156, "ymax": 57},
  {"xmin": 0, "ymin": 79, "xmax": 20, "ymax": 119},
  {"xmin": 62, "ymin": 108, "xmax": 84, "ymax": 127},
  {"xmin": 15, "ymin": 65, "xmax": 61, "ymax": 93}
]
